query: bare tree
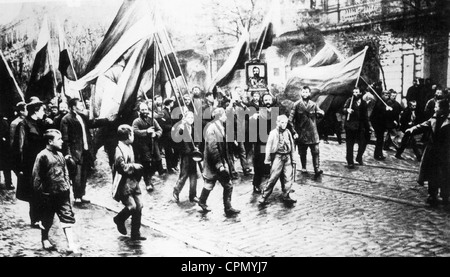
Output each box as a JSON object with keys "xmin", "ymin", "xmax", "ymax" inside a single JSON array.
[{"xmin": 203, "ymin": 0, "xmax": 268, "ymax": 44}]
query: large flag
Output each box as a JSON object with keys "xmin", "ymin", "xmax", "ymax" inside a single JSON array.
[
  {"xmin": 57, "ymin": 19, "xmax": 77, "ymax": 81},
  {"xmin": 68, "ymin": 0, "xmax": 155, "ymax": 119},
  {"xmin": 305, "ymin": 41, "xmax": 345, "ymax": 67},
  {"xmin": 56, "ymin": 18, "xmax": 81, "ymax": 101},
  {"xmin": 285, "ymin": 46, "xmax": 368, "ymax": 113},
  {"xmin": 0, "ymin": 50, "xmax": 25, "ymax": 118},
  {"xmin": 207, "ymin": 29, "xmax": 250, "ymax": 93},
  {"xmin": 26, "ymin": 16, "xmax": 55, "ymax": 102}
]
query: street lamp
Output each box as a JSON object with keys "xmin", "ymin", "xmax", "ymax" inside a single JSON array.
[{"xmin": 206, "ymin": 40, "xmax": 214, "ymax": 83}]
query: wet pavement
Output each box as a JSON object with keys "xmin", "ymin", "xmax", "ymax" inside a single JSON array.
[{"xmin": 2, "ymin": 137, "xmax": 450, "ymax": 257}]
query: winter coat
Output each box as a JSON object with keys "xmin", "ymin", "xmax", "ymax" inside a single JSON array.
[
  {"xmin": 410, "ymin": 114, "xmax": 450, "ymax": 185},
  {"xmin": 203, "ymin": 120, "xmax": 233, "ymax": 180},
  {"xmin": 16, "ymin": 117, "xmax": 46, "ymax": 201},
  {"xmin": 289, "ymin": 99, "xmax": 324, "ymax": 145},
  {"xmin": 342, "ymin": 97, "xmax": 370, "ymax": 132},
  {"xmin": 132, "ymin": 116, "xmax": 162, "ymax": 163}
]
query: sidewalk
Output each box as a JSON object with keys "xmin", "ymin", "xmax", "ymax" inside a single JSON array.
[{"xmin": 0, "ymin": 187, "xmax": 211, "ymax": 257}]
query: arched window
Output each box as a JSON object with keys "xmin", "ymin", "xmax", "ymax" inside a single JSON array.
[{"xmin": 289, "ymin": 51, "xmax": 308, "ymax": 69}]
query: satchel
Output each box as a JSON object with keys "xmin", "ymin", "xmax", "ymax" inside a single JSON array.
[{"xmin": 111, "ymin": 171, "xmax": 123, "ymax": 200}]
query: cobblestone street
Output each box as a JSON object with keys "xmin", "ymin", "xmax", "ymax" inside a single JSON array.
[{"xmin": 2, "ymin": 140, "xmax": 450, "ymax": 257}]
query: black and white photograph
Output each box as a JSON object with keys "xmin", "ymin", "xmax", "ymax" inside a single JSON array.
[
  {"xmin": 246, "ymin": 62, "xmax": 267, "ymax": 90},
  {"xmin": 0, "ymin": 0, "xmax": 449, "ymax": 262}
]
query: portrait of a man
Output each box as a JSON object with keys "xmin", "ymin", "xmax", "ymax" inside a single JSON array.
[{"xmin": 247, "ymin": 63, "xmax": 267, "ymax": 89}]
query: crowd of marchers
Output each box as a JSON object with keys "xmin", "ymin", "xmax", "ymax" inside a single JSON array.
[{"xmin": 1, "ymin": 78, "xmax": 449, "ymax": 254}]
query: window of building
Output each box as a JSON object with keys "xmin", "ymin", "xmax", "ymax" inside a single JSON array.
[{"xmin": 273, "ymin": 68, "xmax": 280, "ymax": 76}]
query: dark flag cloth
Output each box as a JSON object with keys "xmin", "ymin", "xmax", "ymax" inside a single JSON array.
[
  {"xmin": 67, "ymin": 0, "xmax": 155, "ymax": 119},
  {"xmin": 253, "ymin": 22, "xmax": 273, "ymax": 56},
  {"xmin": 58, "ymin": 49, "xmax": 76, "ymax": 81},
  {"xmin": 207, "ymin": 29, "xmax": 249, "ymax": 92},
  {"xmin": 284, "ymin": 46, "xmax": 368, "ymax": 114},
  {"xmin": 0, "ymin": 51, "xmax": 25, "ymax": 119},
  {"xmin": 26, "ymin": 16, "xmax": 55, "ymax": 102}
]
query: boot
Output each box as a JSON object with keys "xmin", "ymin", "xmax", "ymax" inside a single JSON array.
[
  {"xmin": 113, "ymin": 208, "xmax": 130, "ymax": 235},
  {"xmin": 223, "ymin": 187, "xmax": 240, "ymax": 216},
  {"xmin": 130, "ymin": 209, "xmax": 146, "ymax": 241},
  {"xmin": 282, "ymin": 193, "xmax": 297, "ymax": 204},
  {"xmin": 312, "ymin": 153, "xmax": 323, "ymax": 178},
  {"xmin": 198, "ymin": 188, "xmax": 211, "ymax": 212},
  {"xmin": 300, "ymin": 153, "xmax": 307, "ymax": 172}
]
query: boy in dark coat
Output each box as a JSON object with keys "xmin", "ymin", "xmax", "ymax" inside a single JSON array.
[
  {"xmin": 112, "ymin": 124, "xmax": 146, "ymax": 240},
  {"xmin": 32, "ymin": 129, "xmax": 78, "ymax": 253}
]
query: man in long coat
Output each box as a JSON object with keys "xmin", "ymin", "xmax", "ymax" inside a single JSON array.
[
  {"xmin": 197, "ymin": 108, "xmax": 240, "ymax": 216},
  {"xmin": 288, "ymin": 86, "xmax": 324, "ymax": 178},
  {"xmin": 132, "ymin": 102, "xmax": 163, "ymax": 191},
  {"xmin": 406, "ymin": 99, "xmax": 450, "ymax": 205}
]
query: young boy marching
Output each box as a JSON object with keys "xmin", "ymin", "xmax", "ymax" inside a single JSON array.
[
  {"xmin": 32, "ymin": 129, "xmax": 78, "ymax": 253},
  {"xmin": 259, "ymin": 115, "xmax": 297, "ymax": 205},
  {"xmin": 112, "ymin": 124, "xmax": 146, "ymax": 241}
]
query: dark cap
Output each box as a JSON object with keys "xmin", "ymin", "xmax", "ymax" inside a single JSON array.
[
  {"xmin": 15, "ymin": 101, "xmax": 26, "ymax": 111},
  {"xmin": 26, "ymin": 97, "xmax": 43, "ymax": 109},
  {"xmin": 164, "ymin": 98, "xmax": 174, "ymax": 106}
]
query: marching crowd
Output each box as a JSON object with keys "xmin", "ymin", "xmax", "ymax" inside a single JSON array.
[{"xmin": 0, "ymin": 77, "xmax": 449, "ymax": 254}]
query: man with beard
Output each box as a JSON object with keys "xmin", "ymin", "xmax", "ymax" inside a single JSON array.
[
  {"xmin": 158, "ymin": 98, "xmax": 179, "ymax": 174},
  {"xmin": 288, "ymin": 86, "xmax": 324, "ymax": 178},
  {"xmin": 54, "ymin": 102, "xmax": 69, "ymax": 131},
  {"xmin": 251, "ymin": 93, "xmax": 278, "ymax": 193},
  {"xmin": 395, "ymin": 100, "xmax": 422, "ymax": 161},
  {"xmin": 191, "ymin": 86, "xmax": 204, "ymax": 115},
  {"xmin": 132, "ymin": 102, "xmax": 163, "ymax": 192},
  {"xmin": 249, "ymin": 66, "xmax": 266, "ymax": 89},
  {"xmin": 370, "ymin": 90, "xmax": 393, "ymax": 160},
  {"xmin": 383, "ymin": 90, "xmax": 403, "ymax": 151},
  {"xmin": 424, "ymin": 87, "xmax": 447, "ymax": 121},
  {"xmin": 342, "ymin": 87, "xmax": 371, "ymax": 168}
]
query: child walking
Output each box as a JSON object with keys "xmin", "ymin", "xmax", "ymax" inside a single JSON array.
[
  {"xmin": 112, "ymin": 124, "xmax": 146, "ymax": 240},
  {"xmin": 32, "ymin": 129, "xmax": 78, "ymax": 253}
]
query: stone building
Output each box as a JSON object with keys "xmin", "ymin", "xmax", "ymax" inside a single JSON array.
[
  {"xmin": 259, "ymin": 0, "xmax": 449, "ymax": 97},
  {"xmin": 205, "ymin": 0, "xmax": 449, "ymax": 99}
]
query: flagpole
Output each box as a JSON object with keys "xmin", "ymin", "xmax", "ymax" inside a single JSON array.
[
  {"xmin": 257, "ymin": 23, "xmax": 269, "ymax": 60},
  {"xmin": 0, "ymin": 51, "xmax": 24, "ymax": 101},
  {"xmin": 155, "ymin": 32, "xmax": 189, "ymax": 110},
  {"xmin": 46, "ymin": 34, "xmax": 59, "ymax": 102},
  {"xmin": 360, "ymin": 76, "xmax": 389, "ymax": 107},
  {"xmin": 56, "ymin": 16, "xmax": 85, "ymax": 108},
  {"xmin": 354, "ymin": 46, "xmax": 368, "ymax": 88},
  {"xmin": 155, "ymin": 33, "xmax": 185, "ymax": 110},
  {"xmin": 347, "ymin": 46, "xmax": 368, "ymax": 121},
  {"xmin": 346, "ymin": 95, "xmax": 354, "ymax": 121},
  {"xmin": 152, "ymin": 36, "xmax": 156, "ymax": 101},
  {"xmin": 155, "ymin": 32, "xmax": 198, "ymax": 151},
  {"xmin": 160, "ymin": 23, "xmax": 198, "ymax": 115}
]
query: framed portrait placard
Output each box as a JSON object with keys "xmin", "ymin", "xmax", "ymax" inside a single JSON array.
[{"xmin": 246, "ymin": 62, "xmax": 268, "ymax": 91}]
